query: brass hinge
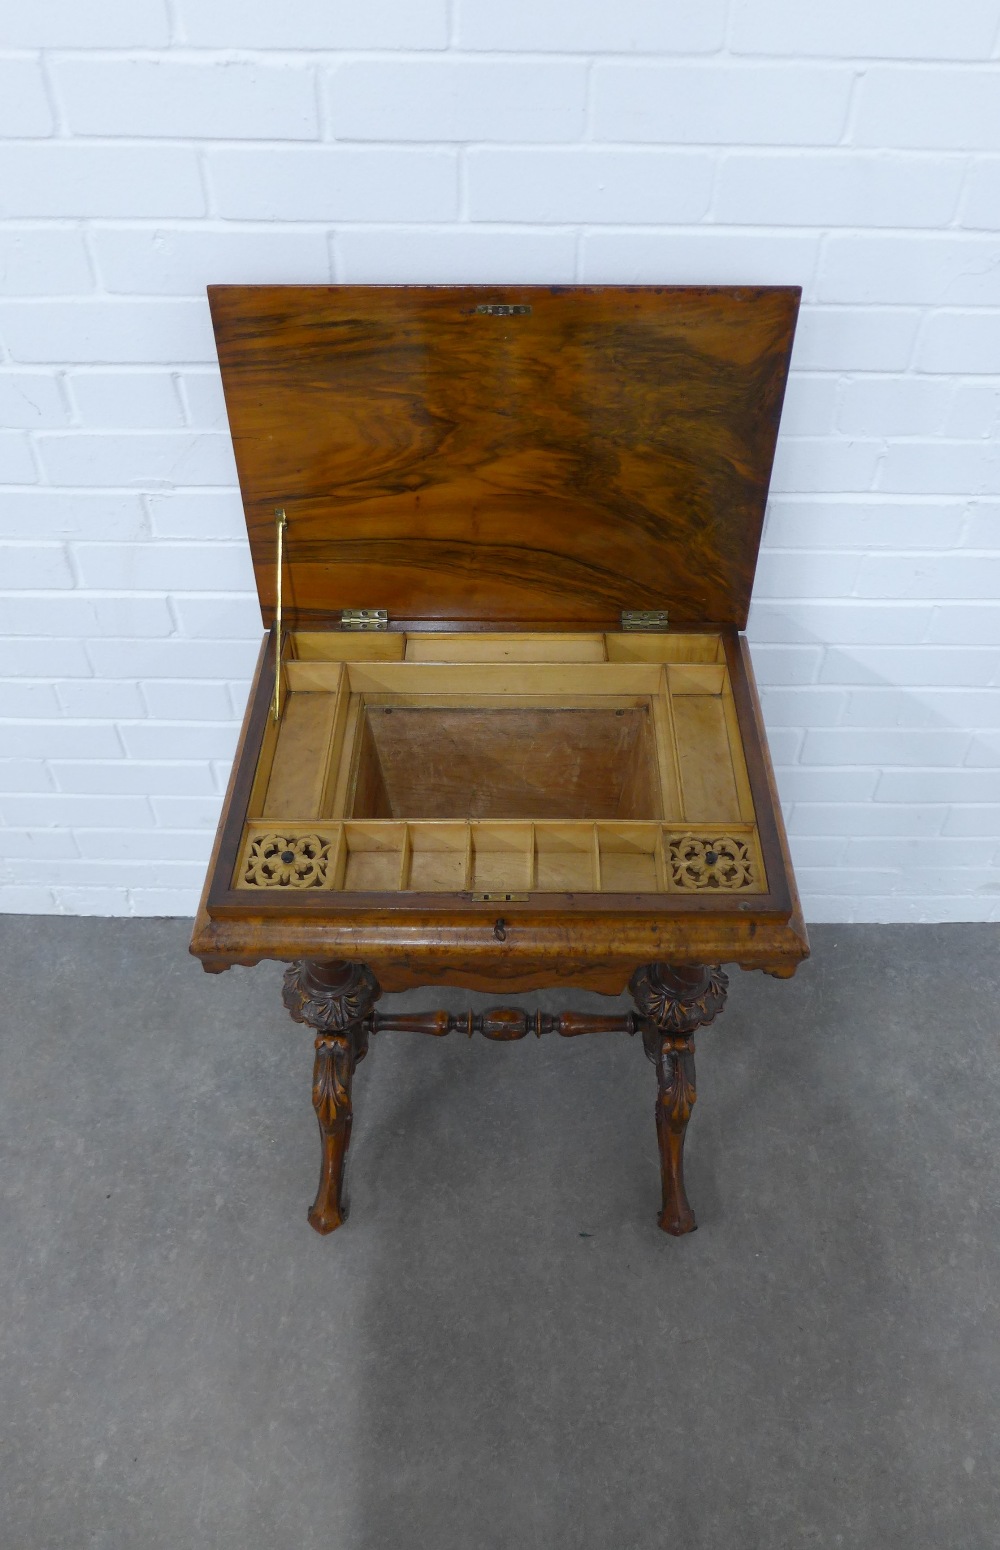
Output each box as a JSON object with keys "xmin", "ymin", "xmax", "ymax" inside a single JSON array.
[
  {"xmin": 621, "ymin": 609, "xmax": 669, "ymax": 632},
  {"xmin": 341, "ymin": 609, "xmax": 388, "ymax": 632}
]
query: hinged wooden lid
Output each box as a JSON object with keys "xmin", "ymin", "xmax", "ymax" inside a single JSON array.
[{"xmin": 209, "ymin": 284, "xmax": 799, "ymax": 630}]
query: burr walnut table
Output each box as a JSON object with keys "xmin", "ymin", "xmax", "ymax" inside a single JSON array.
[{"xmin": 190, "ymin": 283, "xmax": 809, "ymax": 1236}]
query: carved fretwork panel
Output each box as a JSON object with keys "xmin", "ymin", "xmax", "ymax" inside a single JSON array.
[
  {"xmin": 244, "ymin": 831, "xmax": 333, "ymax": 888},
  {"xmin": 667, "ymin": 834, "xmax": 755, "ymax": 891}
]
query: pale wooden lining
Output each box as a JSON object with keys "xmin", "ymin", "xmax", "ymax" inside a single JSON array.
[
  {"xmin": 247, "ymin": 702, "xmax": 281, "ymax": 818},
  {"xmin": 289, "ymin": 629, "xmax": 722, "ymax": 665},
  {"xmin": 671, "ymin": 693, "xmax": 743, "ymax": 824},
  {"xmin": 605, "ymin": 632, "xmax": 723, "ymax": 664},
  {"xmin": 404, "ymin": 632, "xmax": 608, "ymax": 662},
  {"xmin": 249, "ymin": 631, "xmax": 760, "ymax": 865},
  {"xmin": 667, "ymin": 663, "xmax": 727, "ymax": 695},
  {"xmin": 287, "ymin": 661, "xmax": 666, "ymax": 694},
  {"xmin": 260, "ymin": 673, "xmax": 342, "ymax": 820},
  {"xmin": 721, "ymin": 686, "xmax": 757, "ymax": 823},
  {"xmin": 293, "ymin": 632, "xmax": 406, "ymax": 662},
  {"xmin": 651, "ymin": 666, "xmax": 682, "ymax": 822}
]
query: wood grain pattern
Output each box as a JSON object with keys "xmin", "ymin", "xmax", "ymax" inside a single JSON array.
[
  {"xmin": 190, "ymin": 905, "xmax": 808, "ymax": 991},
  {"xmin": 190, "ymin": 285, "xmax": 809, "ymax": 1242},
  {"xmin": 209, "ymin": 285, "xmax": 800, "ymax": 630},
  {"xmin": 672, "ymin": 694, "xmax": 742, "ymax": 823},
  {"xmin": 260, "ymin": 691, "xmax": 338, "ymax": 820}
]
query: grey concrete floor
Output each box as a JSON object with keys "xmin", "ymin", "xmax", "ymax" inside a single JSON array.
[{"xmin": 1, "ymin": 919, "xmax": 999, "ymax": 1549}]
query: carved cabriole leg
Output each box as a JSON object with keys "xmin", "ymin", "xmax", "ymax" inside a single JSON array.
[
  {"xmin": 282, "ymin": 961, "xmax": 381, "ymax": 1234},
  {"xmin": 629, "ymin": 963, "xmax": 729, "ymax": 1236},
  {"xmin": 307, "ymin": 1032, "xmax": 358, "ymax": 1235},
  {"xmin": 641, "ymin": 1026, "xmax": 699, "ymax": 1236}
]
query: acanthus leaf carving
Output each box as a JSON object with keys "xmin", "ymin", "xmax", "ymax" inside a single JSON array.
[
  {"xmin": 312, "ymin": 1034, "xmax": 354, "ymax": 1129},
  {"xmin": 629, "ymin": 963, "xmax": 728, "ymax": 1036},
  {"xmin": 282, "ymin": 960, "xmax": 381, "ymax": 1033}
]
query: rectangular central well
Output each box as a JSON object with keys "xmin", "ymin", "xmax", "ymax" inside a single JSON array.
[{"xmin": 348, "ymin": 704, "xmax": 662, "ymax": 821}]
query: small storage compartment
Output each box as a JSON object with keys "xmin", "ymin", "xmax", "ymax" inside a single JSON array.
[{"xmin": 348, "ymin": 703, "xmax": 661, "ymax": 821}]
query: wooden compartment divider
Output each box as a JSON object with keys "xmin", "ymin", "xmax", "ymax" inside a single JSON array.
[
  {"xmin": 652, "ymin": 666, "xmax": 683, "ymax": 821},
  {"xmin": 235, "ymin": 819, "xmax": 765, "ymax": 896},
  {"xmin": 288, "ymin": 631, "xmax": 724, "ymax": 666},
  {"xmin": 285, "ymin": 660, "xmax": 667, "ymax": 695}
]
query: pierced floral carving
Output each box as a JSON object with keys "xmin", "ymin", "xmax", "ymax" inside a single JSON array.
[
  {"xmin": 243, "ymin": 832, "xmax": 332, "ymax": 889},
  {"xmin": 669, "ymin": 833, "xmax": 754, "ymax": 891}
]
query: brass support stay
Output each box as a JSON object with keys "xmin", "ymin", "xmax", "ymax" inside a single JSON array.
[{"xmin": 273, "ymin": 507, "xmax": 287, "ymax": 722}]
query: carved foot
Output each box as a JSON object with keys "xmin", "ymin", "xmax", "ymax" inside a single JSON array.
[
  {"xmin": 282, "ymin": 961, "xmax": 381, "ymax": 1234},
  {"xmin": 629, "ymin": 963, "xmax": 728, "ymax": 1236}
]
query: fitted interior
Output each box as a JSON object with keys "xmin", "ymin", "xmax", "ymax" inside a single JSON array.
[{"xmin": 234, "ymin": 631, "xmax": 765, "ymax": 896}]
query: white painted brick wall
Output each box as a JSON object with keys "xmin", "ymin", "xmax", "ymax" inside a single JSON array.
[{"xmin": 1, "ymin": 3, "xmax": 999, "ymax": 922}]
